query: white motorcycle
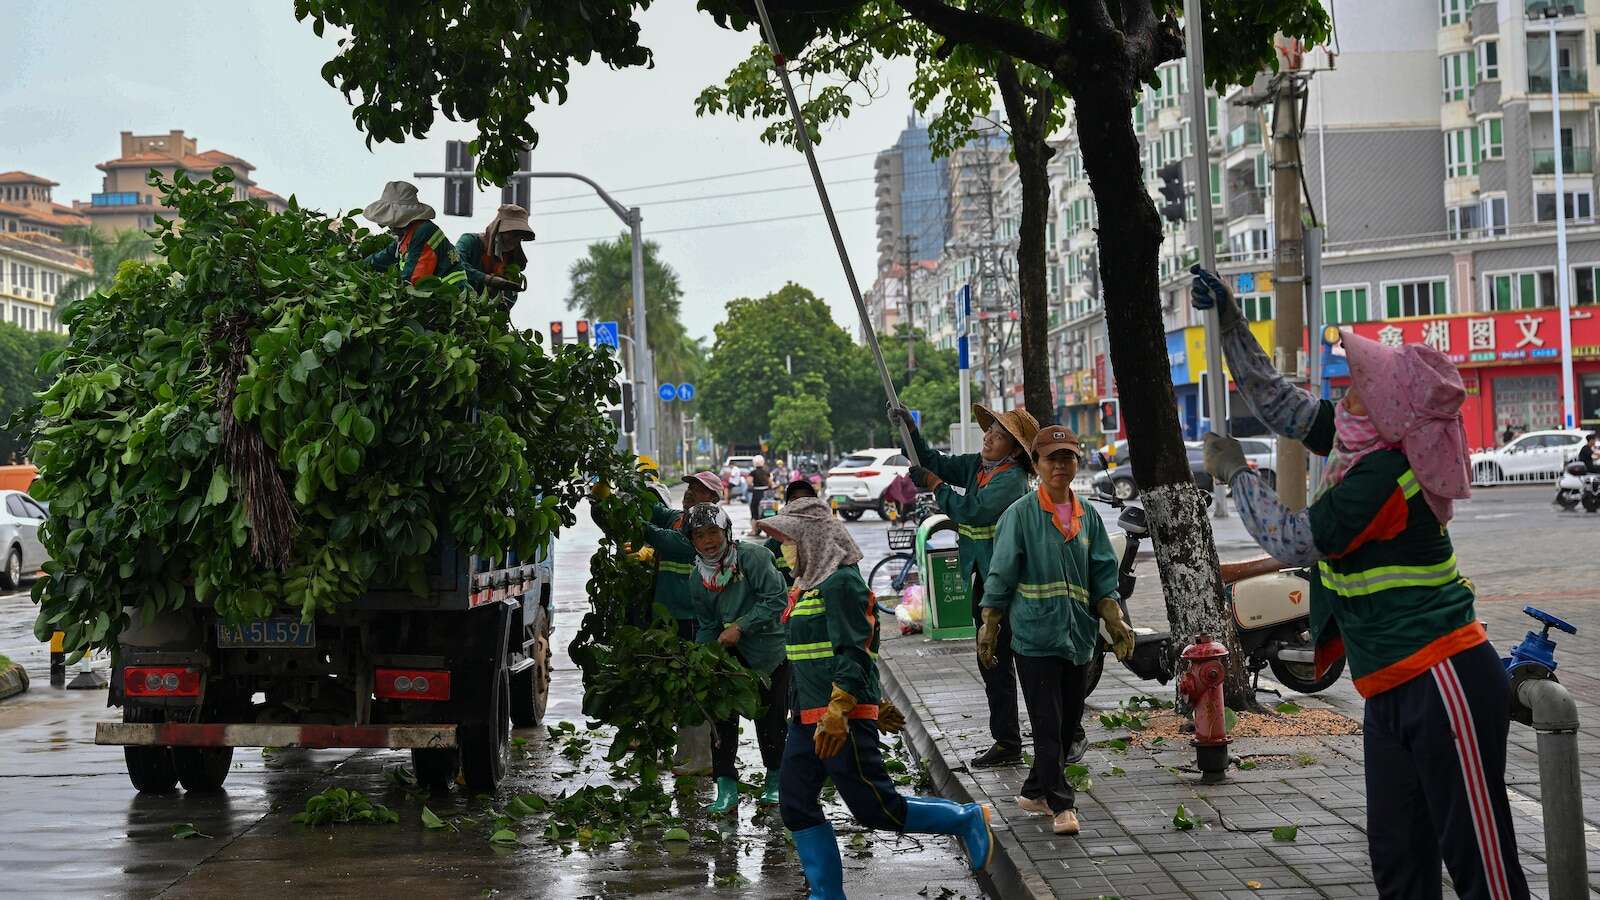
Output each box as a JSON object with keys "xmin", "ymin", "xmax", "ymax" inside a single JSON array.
[
  {"xmin": 1084, "ymin": 493, "xmax": 1344, "ymax": 697},
  {"xmin": 1554, "ymin": 460, "xmax": 1600, "ymax": 513}
]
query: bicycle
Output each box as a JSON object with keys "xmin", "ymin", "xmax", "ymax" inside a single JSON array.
[{"xmin": 866, "ymin": 492, "xmax": 937, "ymax": 616}]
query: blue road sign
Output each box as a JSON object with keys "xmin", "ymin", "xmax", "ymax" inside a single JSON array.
[
  {"xmin": 911, "ymin": 410, "xmax": 922, "ymax": 427},
  {"xmin": 658, "ymin": 383, "xmax": 678, "ymax": 402},
  {"xmin": 677, "ymin": 383, "xmax": 696, "ymax": 402},
  {"xmin": 697, "ymin": 437, "xmax": 710, "ymax": 452},
  {"xmin": 593, "ymin": 320, "xmax": 620, "ymax": 350}
]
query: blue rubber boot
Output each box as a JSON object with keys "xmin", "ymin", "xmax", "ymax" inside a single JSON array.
[
  {"xmin": 790, "ymin": 823, "xmax": 846, "ymax": 900},
  {"xmin": 902, "ymin": 796, "xmax": 994, "ymax": 874},
  {"xmin": 706, "ymin": 776, "xmax": 740, "ymax": 815}
]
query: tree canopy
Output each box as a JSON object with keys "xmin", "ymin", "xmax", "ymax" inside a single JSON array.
[
  {"xmin": 0, "ymin": 323, "xmax": 65, "ymax": 464},
  {"xmin": 565, "ymin": 233, "xmax": 703, "ymax": 385}
]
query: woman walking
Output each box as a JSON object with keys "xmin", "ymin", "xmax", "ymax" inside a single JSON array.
[
  {"xmin": 683, "ymin": 503, "xmax": 790, "ymax": 813},
  {"xmin": 1193, "ymin": 266, "xmax": 1528, "ymax": 900},
  {"xmin": 889, "ymin": 403, "xmax": 1035, "ymax": 768},
  {"xmin": 757, "ymin": 498, "xmax": 991, "ymax": 899},
  {"xmin": 980, "ymin": 426, "xmax": 1133, "ymax": 835}
]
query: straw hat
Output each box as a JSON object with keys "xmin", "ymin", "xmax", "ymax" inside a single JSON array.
[
  {"xmin": 363, "ymin": 181, "xmax": 435, "ymax": 229},
  {"xmin": 973, "ymin": 404, "xmax": 1040, "ymax": 453}
]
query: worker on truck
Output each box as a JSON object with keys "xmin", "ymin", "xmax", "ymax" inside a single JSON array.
[
  {"xmin": 361, "ymin": 181, "xmax": 470, "ymax": 289},
  {"xmin": 457, "ymin": 203, "xmax": 532, "ymax": 307}
]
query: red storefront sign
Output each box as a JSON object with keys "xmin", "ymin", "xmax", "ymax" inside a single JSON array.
[
  {"xmin": 1094, "ymin": 353, "xmax": 1107, "ymax": 397},
  {"xmin": 1339, "ymin": 307, "xmax": 1600, "ymax": 367}
]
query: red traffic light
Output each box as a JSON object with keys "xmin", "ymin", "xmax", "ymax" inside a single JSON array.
[
  {"xmin": 576, "ymin": 320, "xmax": 591, "ymax": 346},
  {"xmin": 549, "ymin": 321, "xmax": 565, "ymax": 346}
]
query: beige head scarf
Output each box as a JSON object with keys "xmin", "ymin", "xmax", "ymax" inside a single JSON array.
[{"xmin": 755, "ymin": 497, "xmax": 862, "ymax": 590}]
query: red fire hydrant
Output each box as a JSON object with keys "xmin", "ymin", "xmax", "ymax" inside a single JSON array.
[{"xmin": 1178, "ymin": 634, "xmax": 1231, "ymax": 783}]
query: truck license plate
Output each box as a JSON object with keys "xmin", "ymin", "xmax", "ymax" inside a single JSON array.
[{"xmin": 216, "ymin": 618, "xmax": 316, "ymax": 649}]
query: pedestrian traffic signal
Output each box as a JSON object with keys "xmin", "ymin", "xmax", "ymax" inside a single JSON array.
[
  {"xmin": 575, "ymin": 319, "xmax": 591, "ymax": 347},
  {"xmin": 549, "ymin": 321, "xmax": 565, "ymax": 347},
  {"xmin": 444, "ymin": 140, "xmax": 474, "ymax": 217},
  {"xmin": 1157, "ymin": 161, "xmax": 1187, "ymax": 224},
  {"xmin": 1099, "ymin": 398, "xmax": 1121, "ymax": 434}
]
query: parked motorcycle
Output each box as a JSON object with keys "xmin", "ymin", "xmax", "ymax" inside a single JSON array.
[
  {"xmin": 1554, "ymin": 460, "xmax": 1600, "ymax": 513},
  {"xmin": 1083, "ymin": 491, "xmax": 1345, "ymax": 698}
]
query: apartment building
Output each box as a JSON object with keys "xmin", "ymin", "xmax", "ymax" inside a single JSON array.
[
  {"xmin": 0, "ymin": 171, "xmax": 89, "ymax": 238},
  {"xmin": 76, "ymin": 130, "xmax": 288, "ymax": 233},
  {"xmin": 873, "ymin": 116, "xmax": 949, "ymax": 273},
  {"xmin": 0, "ymin": 231, "xmax": 89, "ymax": 335}
]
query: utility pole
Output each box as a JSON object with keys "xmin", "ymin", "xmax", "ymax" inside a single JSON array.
[
  {"xmin": 1270, "ymin": 62, "xmax": 1309, "ymax": 510},
  {"xmin": 1546, "ymin": 11, "xmax": 1578, "ymax": 428}
]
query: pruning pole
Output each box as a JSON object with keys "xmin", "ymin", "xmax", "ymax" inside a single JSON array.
[{"xmin": 750, "ymin": 0, "xmax": 918, "ymax": 464}]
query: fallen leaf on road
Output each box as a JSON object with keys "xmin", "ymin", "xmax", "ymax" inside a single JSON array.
[{"xmin": 171, "ymin": 823, "xmax": 210, "ymax": 840}]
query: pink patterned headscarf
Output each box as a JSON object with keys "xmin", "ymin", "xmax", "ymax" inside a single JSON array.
[{"xmin": 1339, "ymin": 330, "xmax": 1472, "ymax": 524}]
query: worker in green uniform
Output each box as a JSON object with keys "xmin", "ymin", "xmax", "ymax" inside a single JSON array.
[
  {"xmin": 683, "ymin": 503, "xmax": 789, "ymax": 813},
  {"xmin": 361, "ymin": 181, "xmax": 469, "ymax": 290},
  {"xmin": 888, "ymin": 403, "xmax": 1037, "ymax": 768},
  {"xmin": 980, "ymin": 425, "xmax": 1134, "ymax": 837},
  {"xmin": 1192, "ymin": 266, "xmax": 1527, "ymax": 900},
  {"xmin": 456, "ymin": 203, "xmax": 531, "ymax": 307},
  {"xmin": 641, "ymin": 470, "xmax": 726, "ymax": 776}
]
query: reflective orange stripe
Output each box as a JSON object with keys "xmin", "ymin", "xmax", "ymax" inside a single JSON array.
[
  {"xmin": 411, "ymin": 245, "xmax": 438, "ymax": 282},
  {"xmin": 1351, "ymin": 621, "xmax": 1486, "ymax": 697}
]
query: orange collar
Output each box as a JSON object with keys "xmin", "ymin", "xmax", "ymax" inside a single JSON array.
[
  {"xmin": 975, "ymin": 459, "xmax": 1016, "ymax": 488},
  {"xmin": 397, "ymin": 220, "xmax": 423, "ymax": 255},
  {"xmin": 1036, "ymin": 484, "xmax": 1083, "ymax": 542}
]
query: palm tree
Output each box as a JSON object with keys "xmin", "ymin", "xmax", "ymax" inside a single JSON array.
[{"xmin": 59, "ymin": 227, "xmax": 154, "ymax": 305}]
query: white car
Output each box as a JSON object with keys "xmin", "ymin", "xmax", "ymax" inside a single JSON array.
[
  {"xmin": 1236, "ymin": 436, "xmax": 1279, "ymax": 488},
  {"xmin": 824, "ymin": 448, "xmax": 912, "ymax": 521},
  {"xmin": 0, "ymin": 489, "xmax": 48, "ymax": 590},
  {"xmin": 1471, "ymin": 429, "xmax": 1589, "ymax": 485}
]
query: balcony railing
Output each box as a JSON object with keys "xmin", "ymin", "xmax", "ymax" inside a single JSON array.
[
  {"xmin": 1228, "ymin": 189, "xmax": 1266, "ymax": 218},
  {"xmin": 1527, "ymin": 0, "xmax": 1584, "ymax": 15},
  {"xmin": 1532, "ymin": 146, "xmax": 1594, "ymax": 173},
  {"xmin": 1226, "ymin": 121, "xmax": 1262, "ymax": 151},
  {"xmin": 1527, "ymin": 70, "xmax": 1588, "ymax": 93}
]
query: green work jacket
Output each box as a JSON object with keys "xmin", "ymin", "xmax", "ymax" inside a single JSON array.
[
  {"xmin": 689, "ymin": 541, "xmax": 788, "ymax": 675},
  {"xmin": 641, "ymin": 503, "xmax": 697, "ymax": 622},
  {"xmin": 364, "ymin": 220, "xmax": 468, "ymax": 288},
  {"xmin": 907, "ymin": 428, "xmax": 1030, "ymax": 583},
  {"xmin": 784, "ymin": 565, "xmax": 881, "ymax": 723},
  {"xmin": 981, "ymin": 487, "xmax": 1119, "ymax": 664}
]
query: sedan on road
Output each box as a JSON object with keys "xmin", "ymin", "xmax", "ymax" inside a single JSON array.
[
  {"xmin": 1091, "ymin": 442, "xmax": 1216, "ymax": 502},
  {"xmin": 0, "ymin": 489, "xmax": 48, "ymax": 589}
]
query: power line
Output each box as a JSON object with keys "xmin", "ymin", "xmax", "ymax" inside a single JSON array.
[
  {"xmin": 526, "ymin": 204, "xmax": 878, "ymax": 247},
  {"xmin": 532, "ymin": 150, "xmax": 883, "ymax": 205},
  {"xmin": 535, "ymin": 175, "xmax": 879, "ymax": 218}
]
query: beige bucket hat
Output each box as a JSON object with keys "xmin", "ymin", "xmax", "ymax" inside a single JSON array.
[{"xmin": 363, "ymin": 181, "xmax": 436, "ymax": 229}]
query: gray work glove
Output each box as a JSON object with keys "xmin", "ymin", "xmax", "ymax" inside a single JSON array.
[
  {"xmin": 1189, "ymin": 265, "xmax": 1245, "ymax": 331},
  {"xmin": 887, "ymin": 403, "xmax": 917, "ymax": 433},
  {"xmin": 1202, "ymin": 432, "xmax": 1250, "ymax": 485}
]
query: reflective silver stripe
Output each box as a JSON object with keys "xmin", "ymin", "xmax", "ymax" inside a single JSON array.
[
  {"xmin": 658, "ymin": 560, "xmax": 694, "ymax": 575},
  {"xmin": 1317, "ymin": 555, "xmax": 1460, "ymax": 598},
  {"xmin": 1016, "ymin": 581, "xmax": 1087, "ymax": 601},
  {"xmin": 958, "ymin": 524, "xmax": 996, "ymax": 541}
]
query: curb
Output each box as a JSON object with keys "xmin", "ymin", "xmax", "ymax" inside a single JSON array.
[
  {"xmin": 879, "ymin": 647, "xmax": 1054, "ymax": 900},
  {"xmin": 0, "ymin": 662, "xmax": 29, "ymax": 702}
]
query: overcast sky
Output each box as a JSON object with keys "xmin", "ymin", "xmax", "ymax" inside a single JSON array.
[{"xmin": 2, "ymin": 2, "xmax": 930, "ymax": 341}]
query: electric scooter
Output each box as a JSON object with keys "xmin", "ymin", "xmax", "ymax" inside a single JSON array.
[
  {"xmin": 1084, "ymin": 490, "xmax": 1344, "ymax": 698},
  {"xmin": 1554, "ymin": 460, "xmax": 1600, "ymax": 512}
]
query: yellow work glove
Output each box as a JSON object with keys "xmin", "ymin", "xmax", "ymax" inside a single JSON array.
[
  {"xmin": 1096, "ymin": 596, "xmax": 1135, "ymax": 661},
  {"xmin": 977, "ymin": 607, "xmax": 1003, "ymax": 670},
  {"xmin": 629, "ymin": 545, "xmax": 655, "ymax": 565},
  {"xmin": 813, "ymin": 685, "xmax": 856, "ymax": 759},
  {"xmin": 876, "ymin": 698, "xmax": 906, "ymax": 734}
]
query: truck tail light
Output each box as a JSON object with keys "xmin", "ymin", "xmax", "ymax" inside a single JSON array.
[
  {"xmin": 124, "ymin": 666, "xmax": 201, "ymax": 697},
  {"xmin": 375, "ymin": 668, "xmax": 451, "ymax": 701}
]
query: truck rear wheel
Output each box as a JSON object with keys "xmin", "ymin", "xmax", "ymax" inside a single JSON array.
[
  {"xmin": 123, "ymin": 706, "xmax": 178, "ymax": 794},
  {"xmin": 510, "ymin": 607, "xmax": 551, "ymax": 728},
  {"xmin": 173, "ymin": 747, "xmax": 233, "ymax": 793},
  {"xmin": 459, "ymin": 666, "xmax": 510, "ymax": 794}
]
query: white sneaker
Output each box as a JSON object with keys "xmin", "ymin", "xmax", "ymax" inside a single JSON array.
[
  {"xmin": 1016, "ymin": 795, "xmax": 1051, "ymax": 815},
  {"xmin": 1052, "ymin": 809, "xmax": 1081, "ymax": 835}
]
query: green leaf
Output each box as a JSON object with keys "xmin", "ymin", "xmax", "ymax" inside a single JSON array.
[
  {"xmin": 1271, "ymin": 824, "xmax": 1299, "ymax": 842},
  {"xmin": 1275, "ymin": 701, "xmax": 1302, "ymax": 714},
  {"xmin": 172, "ymin": 823, "xmax": 210, "ymax": 839},
  {"xmin": 662, "ymin": 827, "xmax": 691, "ymax": 842},
  {"xmin": 1171, "ymin": 805, "xmax": 1197, "ymax": 831},
  {"xmin": 353, "ymin": 414, "xmax": 376, "ymax": 446},
  {"xmin": 489, "ymin": 828, "xmax": 519, "ymax": 845},
  {"xmin": 420, "ymin": 806, "xmax": 446, "ymax": 830},
  {"xmin": 204, "ymin": 468, "xmax": 228, "ymax": 507},
  {"xmin": 336, "ymin": 447, "xmax": 360, "ymax": 475},
  {"xmin": 1224, "ymin": 707, "xmax": 1239, "ymax": 732},
  {"xmin": 321, "ymin": 329, "xmax": 343, "ymax": 353}
]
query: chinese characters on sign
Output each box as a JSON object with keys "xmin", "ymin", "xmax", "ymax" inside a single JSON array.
[
  {"xmin": 1421, "ymin": 320, "xmax": 1450, "ymax": 353},
  {"xmin": 1468, "ymin": 318, "xmax": 1495, "ymax": 353},
  {"xmin": 1515, "ymin": 315, "xmax": 1544, "ymax": 348},
  {"xmin": 1378, "ymin": 325, "xmax": 1404, "ymax": 348},
  {"xmin": 1341, "ymin": 307, "xmax": 1597, "ymax": 367}
]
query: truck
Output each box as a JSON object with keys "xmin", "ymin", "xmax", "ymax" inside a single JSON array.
[{"xmin": 93, "ymin": 537, "xmax": 554, "ymax": 794}]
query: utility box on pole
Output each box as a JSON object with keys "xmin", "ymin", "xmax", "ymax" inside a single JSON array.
[{"xmin": 443, "ymin": 141, "xmax": 474, "ymax": 218}]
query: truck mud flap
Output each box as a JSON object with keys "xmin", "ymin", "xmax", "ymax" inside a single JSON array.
[{"xmin": 95, "ymin": 722, "xmax": 456, "ymax": 749}]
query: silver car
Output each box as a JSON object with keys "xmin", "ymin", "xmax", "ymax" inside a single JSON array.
[{"xmin": 0, "ymin": 489, "xmax": 48, "ymax": 590}]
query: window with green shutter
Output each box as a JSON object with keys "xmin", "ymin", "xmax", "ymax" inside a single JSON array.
[{"xmin": 1322, "ymin": 287, "xmax": 1369, "ymax": 324}]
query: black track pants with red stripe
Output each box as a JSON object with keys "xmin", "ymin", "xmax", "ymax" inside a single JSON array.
[{"xmin": 1364, "ymin": 640, "xmax": 1529, "ymax": 900}]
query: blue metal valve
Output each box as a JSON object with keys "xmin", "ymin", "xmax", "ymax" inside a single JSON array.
[{"xmin": 1504, "ymin": 606, "xmax": 1578, "ymax": 676}]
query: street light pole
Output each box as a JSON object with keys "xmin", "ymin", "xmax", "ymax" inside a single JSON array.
[
  {"xmin": 1546, "ymin": 12, "xmax": 1578, "ymax": 429},
  {"xmin": 411, "ymin": 168, "xmax": 656, "ymax": 458}
]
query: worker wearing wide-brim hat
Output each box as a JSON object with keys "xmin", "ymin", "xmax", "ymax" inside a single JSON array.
[
  {"xmin": 888, "ymin": 402, "xmax": 1035, "ymax": 769},
  {"xmin": 361, "ymin": 181, "xmax": 469, "ymax": 291},
  {"xmin": 458, "ymin": 203, "xmax": 532, "ymax": 306}
]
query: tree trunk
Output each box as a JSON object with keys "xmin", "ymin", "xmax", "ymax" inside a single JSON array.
[
  {"xmin": 997, "ymin": 64, "xmax": 1057, "ymax": 425},
  {"xmin": 1071, "ymin": 80, "xmax": 1254, "ymax": 709}
]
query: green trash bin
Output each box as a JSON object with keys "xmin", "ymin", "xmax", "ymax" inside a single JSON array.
[{"xmin": 916, "ymin": 516, "xmax": 974, "ymax": 641}]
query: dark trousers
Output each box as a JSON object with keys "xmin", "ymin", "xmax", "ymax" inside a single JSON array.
[
  {"xmin": 1365, "ymin": 641, "xmax": 1529, "ymax": 900},
  {"xmin": 748, "ymin": 487, "xmax": 767, "ymax": 524},
  {"xmin": 971, "ymin": 573, "xmax": 1021, "ymax": 749},
  {"xmin": 1014, "ymin": 653, "xmax": 1086, "ymax": 813},
  {"xmin": 779, "ymin": 718, "xmax": 908, "ymax": 833},
  {"xmin": 712, "ymin": 657, "xmax": 790, "ymax": 779}
]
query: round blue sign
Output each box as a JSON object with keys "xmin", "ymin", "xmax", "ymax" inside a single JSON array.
[
  {"xmin": 677, "ymin": 383, "xmax": 695, "ymax": 402},
  {"xmin": 658, "ymin": 383, "xmax": 677, "ymax": 402}
]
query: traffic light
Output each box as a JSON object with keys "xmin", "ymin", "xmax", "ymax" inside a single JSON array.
[
  {"xmin": 620, "ymin": 382, "xmax": 636, "ymax": 434},
  {"xmin": 1156, "ymin": 161, "xmax": 1187, "ymax": 224},
  {"xmin": 444, "ymin": 140, "xmax": 474, "ymax": 217},
  {"xmin": 1099, "ymin": 398, "xmax": 1121, "ymax": 434},
  {"xmin": 575, "ymin": 319, "xmax": 591, "ymax": 347},
  {"xmin": 549, "ymin": 320, "xmax": 565, "ymax": 348},
  {"xmin": 502, "ymin": 146, "xmax": 532, "ymax": 209}
]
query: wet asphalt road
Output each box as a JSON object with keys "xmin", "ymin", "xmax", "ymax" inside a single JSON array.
[{"xmin": 0, "ymin": 498, "xmax": 984, "ymax": 900}]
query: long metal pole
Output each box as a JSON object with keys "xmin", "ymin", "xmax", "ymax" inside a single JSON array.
[
  {"xmin": 1550, "ymin": 17, "xmax": 1577, "ymax": 428},
  {"xmin": 749, "ymin": 0, "xmax": 917, "ymax": 464},
  {"xmin": 1305, "ymin": 226, "xmax": 1325, "ymax": 490},
  {"xmin": 629, "ymin": 210, "xmax": 656, "ymax": 459},
  {"xmin": 1184, "ymin": 0, "xmax": 1228, "ymax": 517}
]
